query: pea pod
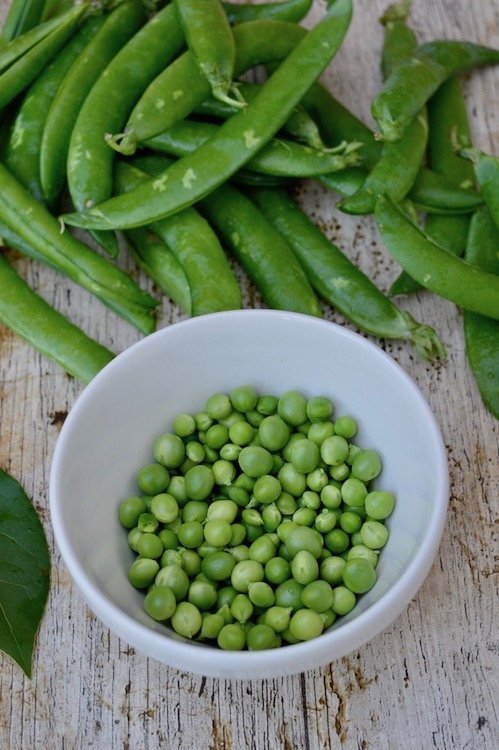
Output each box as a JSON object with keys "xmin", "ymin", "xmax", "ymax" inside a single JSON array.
[
  {"xmin": 250, "ymin": 187, "xmax": 445, "ymax": 361},
  {"xmin": 175, "ymin": 0, "xmax": 243, "ymax": 108},
  {"xmin": 1, "ymin": 0, "xmax": 47, "ymax": 41},
  {"xmin": 379, "ymin": 0, "xmax": 415, "ymax": 79},
  {"xmin": 317, "ymin": 168, "xmax": 366, "ymax": 197},
  {"xmin": 111, "ymin": 18, "xmax": 307, "ymax": 155},
  {"xmin": 0, "ymin": 162, "xmax": 157, "ymax": 333},
  {"xmin": 375, "ymin": 195, "xmax": 499, "ymax": 320},
  {"xmin": 145, "ymin": 119, "xmax": 361, "ymax": 178},
  {"xmin": 222, "ymin": 0, "xmax": 312, "ymax": 24},
  {"xmin": 463, "ymin": 208, "xmax": 499, "ymax": 419},
  {"xmin": 407, "ymin": 168, "xmax": 482, "ymax": 214},
  {"xmin": 63, "ymin": 0, "xmax": 354, "ymax": 230},
  {"xmin": 372, "ymin": 40, "xmax": 499, "ymax": 142},
  {"xmin": 200, "ymin": 184, "xmax": 322, "ymax": 317},
  {"xmin": 0, "ymin": 2, "xmax": 88, "ymax": 110},
  {"xmin": 0, "ymin": 252, "xmax": 114, "ymax": 383},
  {"xmin": 115, "ymin": 159, "xmax": 242, "ymax": 316},
  {"xmin": 40, "ymin": 0, "xmax": 146, "ymax": 207},
  {"xmin": 4, "ymin": 15, "xmax": 105, "ymax": 205},
  {"xmin": 0, "ymin": 6, "xmax": 74, "ymax": 70},
  {"xmin": 124, "ymin": 227, "xmax": 192, "ymax": 315},
  {"xmin": 458, "ymin": 147, "xmax": 499, "ymax": 231}
]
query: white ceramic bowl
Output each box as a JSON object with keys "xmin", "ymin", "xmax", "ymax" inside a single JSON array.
[{"xmin": 50, "ymin": 310, "xmax": 448, "ymax": 679}]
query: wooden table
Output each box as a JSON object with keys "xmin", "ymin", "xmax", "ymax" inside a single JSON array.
[{"xmin": 1, "ymin": 1, "xmax": 497, "ymax": 747}]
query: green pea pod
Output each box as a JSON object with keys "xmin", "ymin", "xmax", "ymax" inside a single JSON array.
[
  {"xmin": 379, "ymin": 1, "xmax": 415, "ymax": 79},
  {"xmin": 223, "ymin": 0, "xmax": 312, "ymax": 24},
  {"xmin": 463, "ymin": 208, "xmax": 499, "ymax": 419},
  {"xmin": 124, "ymin": 227, "xmax": 192, "ymax": 316},
  {"xmin": 375, "ymin": 195, "xmax": 499, "ymax": 320},
  {"xmin": 1, "ymin": 0, "xmax": 47, "ymax": 41},
  {"xmin": 175, "ymin": 0, "xmax": 243, "ymax": 108},
  {"xmin": 63, "ymin": 0, "xmax": 354, "ymax": 230},
  {"xmin": 372, "ymin": 41, "xmax": 499, "ymax": 142},
  {"xmin": 338, "ymin": 109, "xmax": 428, "ymax": 215},
  {"xmin": 115, "ymin": 159, "xmax": 242, "ymax": 316},
  {"xmin": 407, "ymin": 168, "xmax": 482, "ymax": 214},
  {"xmin": 250, "ymin": 187, "xmax": 445, "ymax": 361},
  {"xmin": 40, "ymin": 0, "xmax": 146, "ymax": 207},
  {"xmin": 0, "ymin": 3, "xmax": 88, "ymax": 110},
  {"xmin": 111, "ymin": 19, "xmax": 307, "ymax": 154},
  {"xmin": 200, "ymin": 184, "xmax": 322, "ymax": 318},
  {"xmin": 458, "ymin": 147, "xmax": 499, "ymax": 231},
  {"xmin": 317, "ymin": 168, "xmax": 367, "ymax": 197},
  {"xmin": 0, "ymin": 252, "xmax": 114, "ymax": 383},
  {"xmin": 0, "ymin": 162, "xmax": 157, "ymax": 333},
  {"xmin": 0, "ymin": 6, "xmax": 74, "ymax": 70},
  {"xmin": 4, "ymin": 15, "xmax": 105, "ymax": 206},
  {"xmin": 145, "ymin": 119, "xmax": 361, "ymax": 177}
]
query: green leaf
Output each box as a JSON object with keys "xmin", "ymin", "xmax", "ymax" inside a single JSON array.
[{"xmin": 0, "ymin": 469, "xmax": 50, "ymax": 677}]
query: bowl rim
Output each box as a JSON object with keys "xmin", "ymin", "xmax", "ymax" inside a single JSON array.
[{"xmin": 49, "ymin": 309, "xmax": 449, "ymax": 677}]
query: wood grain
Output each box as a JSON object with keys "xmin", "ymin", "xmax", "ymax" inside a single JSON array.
[{"xmin": 0, "ymin": 1, "xmax": 498, "ymax": 748}]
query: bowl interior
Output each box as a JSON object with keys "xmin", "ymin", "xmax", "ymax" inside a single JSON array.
[{"xmin": 50, "ymin": 310, "xmax": 448, "ymax": 678}]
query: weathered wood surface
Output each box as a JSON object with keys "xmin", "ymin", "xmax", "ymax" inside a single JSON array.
[{"xmin": 0, "ymin": 1, "xmax": 498, "ymax": 748}]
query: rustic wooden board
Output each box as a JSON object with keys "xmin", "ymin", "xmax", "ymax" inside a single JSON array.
[{"xmin": 0, "ymin": 1, "xmax": 497, "ymax": 748}]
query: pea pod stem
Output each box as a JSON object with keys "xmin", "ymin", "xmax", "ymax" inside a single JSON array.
[
  {"xmin": 250, "ymin": 187, "xmax": 445, "ymax": 361},
  {"xmin": 375, "ymin": 195, "xmax": 499, "ymax": 320},
  {"xmin": 63, "ymin": 0, "xmax": 354, "ymax": 230}
]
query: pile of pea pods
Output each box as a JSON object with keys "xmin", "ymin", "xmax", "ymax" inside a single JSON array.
[{"xmin": 0, "ymin": 0, "xmax": 497, "ymax": 415}]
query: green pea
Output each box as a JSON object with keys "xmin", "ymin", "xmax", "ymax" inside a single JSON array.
[
  {"xmin": 212, "ymin": 459, "xmax": 236, "ymax": 486},
  {"xmin": 341, "ymin": 477, "xmax": 368, "ymax": 506},
  {"xmin": 188, "ymin": 579, "xmax": 218, "ymax": 610},
  {"xmin": 172, "ymin": 413, "xmax": 196, "ymax": 437},
  {"xmin": 205, "ymin": 423, "xmax": 229, "ymax": 449},
  {"xmin": 258, "ymin": 414, "xmax": 290, "ymax": 451},
  {"xmin": 330, "ymin": 463, "xmax": 350, "ymax": 481},
  {"xmin": 351, "ymin": 449, "xmax": 382, "ymax": 482},
  {"xmin": 261, "ymin": 502, "xmax": 282, "ymax": 532},
  {"xmin": 238, "ymin": 445, "xmax": 274, "ymax": 477},
  {"xmin": 137, "ymin": 464, "xmax": 170, "ymax": 495},
  {"xmin": 278, "ymin": 463, "xmax": 307, "ymax": 497},
  {"xmin": 205, "ymin": 392, "xmax": 232, "ymax": 420},
  {"xmin": 253, "ymin": 474, "xmax": 282, "ymax": 504},
  {"xmin": 244, "ymin": 524, "xmax": 264, "ymax": 543},
  {"xmin": 231, "ymin": 593, "xmax": 254, "ymax": 623},
  {"xmin": 297, "ymin": 420, "xmax": 312, "ymax": 435},
  {"xmin": 281, "ymin": 627, "xmax": 300, "ymax": 645},
  {"xmin": 306, "ymin": 468, "xmax": 329, "ymax": 492},
  {"xmin": 119, "ymin": 496, "xmax": 147, "ymax": 528},
  {"xmin": 282, "ymin": 433, "xmax": 307, "ymax": 463},
  {"xmin": 184, "ymin": 465, "xmax": 215, "ymax": 501},
  {"xmin": 320, "ymin": 484, "xmax": 342, "ymax": 509},
  {"xmin": 160, "ymin": 549, "xmax": 183, "ymax": 568},
  {"xmin": 307, "ymin": 421, "xmax": 335, "ymax": 446},
  {"xmin": 227, "ymin": 485, "xmax": 249, "ymax": 507},
  {"xmin": 276, "ymin": 492, "xmax": 298, "ymax": 515},
  {"xmin": 360, "ymin": 520, "xmax": 389, "ymax": 549},
  {"xmin": 234, "ymin": 473, "xmax": 255, "ymax": 492},
  {"xmin": 248, "ymin": 534, "xmax": 276, "ymax": 564},
  {"xmin": 346, "ymin": 544, "xmax": 379, "ymax": 568},
  {"xmin": 186, "ymin": 441, "xmax": 205, "ymax": 463},
  {"xmin": 219, "ymin": 443, "xmax": 242, "ymax": 461},
  {"xmin": 320, "ymin": 555, "xmax": 346, "ymax": 585},
  {"xmin": 204, "ymin": 446, "xmax": 219, "ymax": 463},
  {"xmin": 201, "ymin": 550, "xmax": 236, "ymax": 581},
  {"xmin": 286, "ymin": 525, "xmax": 323, "ymax": 558},
  {"xmin": 167, "ymin": 475, "xmax": 188, "ymax": 505},
  {"xmin": 306, "ymin": 396, "xmax": 333, "ymax": 422},
  {"xmin": 217, "ymin": 622, "xmax": 245, "ymax": 650},
  {"xmin": 158, "ymin": 528, "xmax": 178, "ymax": 550},
  {"xmin": 182, "ymin": 500, "xmax": 208, "ymax": 523},
  {"xmin": 301, "ymin": 580, "xmax": 334, "ymax": 612},
  {"xmin": 320, "ymin": 435, "xmax": 349, "ymax": 466},
  {"xmin": 217, "ymin": 603, "xmax": 234, "ymax": 625},
  {"xmin": 342, "ymin": 558, "xmax": 377, "ymax": 594},
  {"xmin": 291, "ymin": 549, "xmax": 319, "ymax": 585},
  {"xmin": 127, "ymin": 527, "xmax": 143, "ymax": 552},
  {"xmin": 231, "ymin": 559, "xmax": 264, "ymax": 592},
  {"xmin": 153, "ymin": 432, "xmax": 186, "ymax": 468},
  {"xmin": 136, "ymin": 532, "xmax": 164, "ymax": 559},
  {"xmin": 264, "ymin": 605, "xmax": 292, "ymax": 633},
  {"xmin": 325, "ymin": 528, "xmax": 350, "ymax": 554},
  {"xmin": 219, "ymin": 411, "xmax": 244, "ymax": 428},
  {"xmin": 274, "ymin": 579, "xmax": 304, "ymax": 611},
  {"xmin": 331, "ymin": 586, "xmax": 357, "ymax": 616},
  {"xmin": 245, "ymin": 409, "xmax": 264, "ymax": 427},
  {"xmin": 333, "ymin": 416, "xmax": 357, "ymax": 439},
  {"xmin": 346, "ymin": 443, "xmax": 363, "ymax": 466},
  {"xmin": 229, "ymin": 523, "xmax": 246, "ymax": 546},
  {"xmin": 144, "ymin": 586, "xmax": 176, "ymax": 621},
  {"xmin": 300, "ymin": 490, "xmax": 321, "ymax": 510},
  {"xmin": 292, "ymin": 507, "xmax": 316, "ymax": 526},
  {"xmin": 339, "ymin": 511, "xmax": 363, "ymax": 534},
  {"xmin": 264, "ymin": 556, "xmax": 290, "ymax": 585},
  {"xmin": 155, "ymin": 563, "xmax": 190, "ymax": 600},
  {"xmin": 229, "ymin": 544, "xmax": 250, "ymax": 562},
  {"xmin": 256, "ymin": 395, "xmax": 278, "ymax": 415},
  {"xmin": 204, "ymin": 519, "xmax": 232, "ymax": 547},
  {"xmin": 229, "ymin": 420, "xmax": 254, "ymax": 446},
  {"xmin": 216, "ymin": 584, "xmax": 237, "ymax": 609},
  {"xmin": 128, "ymin": 558, "xmax": 159, "ymax": 589},
  {"xmin": 180, "ymin": 458, "xmax": 196, "ymax": 475},
  {"xmin": 200, "ymin": 612, "xmax": 225, "ymax": 639},
  {"xmin": 137, "ymin": 512, "xmax": 158, "ymax": 533},
  {"xmin": 365, "ymin": 491, "xmax": 396, "ymax": 520},
  {"xmin": 177, "ymin": 520, "xmax": 204, "ymax": 549},
  {"xmin": 290, "ymin": 438, "xmax": 320, "ymax": 473},
  {"xmin": 314, "ymin": 509, "xmax": 338, "ymax": 533},
  {"xmin": 171, "ymin": 601, "xmax": 202, "ymax": 638},
  {"xmin": 289, "ymin": 609, "xmax": 324, "ymax": 641},
  {"xmin": 230, "ymin": 385, "xmax": 258, "ymax": 412},
  {"xmin": 278, "ymin": 390, "xmax": 308, "ymax": 426},
  {"xmin": 247, "ymin": 623, "xmax": 277, "ymax": 650},
  {"xmin": 150, "ymin": 493, "xmax": 179, "ymax": 524},
  {"xmin": 350, "ymin": 531, "xmax": 363, "ymax": 546},
  {"xmin": 179, "ymin": 549, "xmax": 202, "ymax": 577},
  {"xmin": 195, "ymin": 411, "xmax": 213, "ymax": 430},
  {"xmin": 241, "ymin": 508, "xmax": 263, "ymax": 527},
  {"xmin": 207, "ymin": 499, "xmax": 238, "ymax": 523}
]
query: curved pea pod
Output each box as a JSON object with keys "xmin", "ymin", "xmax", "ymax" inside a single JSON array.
[
  {"xmin": 222, "ymin": 0, "xmax": 313, "ymax": 24},
  {"xmin": 375, "ymin": 195, "xmax": 499, "ymax": 320},
  {"xmin": 407, "ymin": 168, "xmax": 483, "ymax": 214},
  {"xmin": 458, "ymin": 147, "xmax": 499, "ymax": 231},
  {"xmin": 110, "ymin": 18, "xmax": 307, "ymax": 155},
  {"xmin": 63, "ymin": 0, "xmax": 355, "ymax": 230},
  {"xmin": 115, "ymin": 159, "xmax": 241, "ymax": 316},
  {"xmin": 4, "ymin": 15, "xmax": 105, "ymax": 206},
  {"xmin": 40, "ymin": 0, "xmax": 146, "ymax": 208},
  {"xmin": 200, "ymin": 184, "xmax": 322, "ymax": 317},
  {"xmin": 175, "ymin": 0, "xmax": 244, "ymax": 108},
  {"xmin": 380, "ymin": 1, "xmax": 416, "ymax": 79},
  {"xmin": 0, "ymin": 2, "xmax": 88, "ymax": 110},
  {"xmin": 0, "ymin": 252, "xmax": 114, "ymax": 383},
  {"xmin": 124, "ymin": 227, "xmax": 192, "ymax": 316},
  {"xmin": 317, "ymin": 168, "xmax": 367, "ymax": 197},
  {"xmin": 338, "ymin": 109, "xmax": 428, "ymax": 215},
  {"xmin": 250, "ymin": 187, "xmax": 446, "ymax": 361},
  {"xmin": 372, "ymin": 40, "xmax": 499, "ymax": 142},
  {"xmin": 145, "ymin": 119, "xmax": 361, "ymax": 178},
  {"xmin": 0, "ymin": 162, "xmax": 157, "ymax": 334},
  {"xmin": 463, "ymin": 208, "xmax": 499, "ymax": 419}
]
